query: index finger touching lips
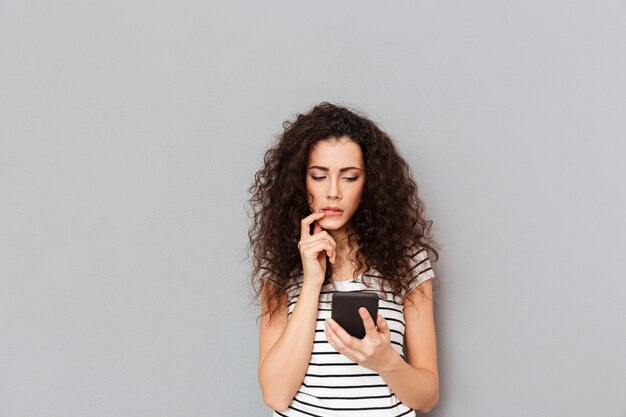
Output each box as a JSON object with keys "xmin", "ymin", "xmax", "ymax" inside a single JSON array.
[{"xmin": 300, "ymin": 211, "xmax": 326, "ymax": 239}]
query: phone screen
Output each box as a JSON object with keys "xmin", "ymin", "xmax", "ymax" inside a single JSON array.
[{"xmin": 331, "ymin": 291, "xmax": 379, "ymax": 339}]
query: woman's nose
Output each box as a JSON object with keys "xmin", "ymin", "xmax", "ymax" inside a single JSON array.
[{"xmin": 326, "ymin": 179, "xmax": 340, "ymax": 198}]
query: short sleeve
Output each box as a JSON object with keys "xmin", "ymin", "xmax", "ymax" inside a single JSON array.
[
  {"xmin": 260, "ymin": 276, "xmax": 279, "ymax": 286},
  {"xmin": 404, "ymin": 247, "xmax": 436, "ymax": 298}
]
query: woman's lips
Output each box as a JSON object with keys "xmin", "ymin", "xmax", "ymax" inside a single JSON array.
[{"xmin": 320, "ymin": 209, "xmax": 343, "ymax": 217}]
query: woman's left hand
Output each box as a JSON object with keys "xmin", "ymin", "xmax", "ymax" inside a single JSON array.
[{"xmin": 325, "ymin": 308, "xmax": 399, "ymax": 374}]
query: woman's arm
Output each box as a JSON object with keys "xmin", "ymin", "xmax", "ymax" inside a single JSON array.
[
  {"xmin": 258, "ymin": 279, "xmax": 322, "ymax": 412},
  {"xmin": 379, "ymin": 278, "xmax": 439, "ymax": 412}
]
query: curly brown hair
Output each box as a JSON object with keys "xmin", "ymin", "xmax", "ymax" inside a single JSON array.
[{"xmin": 245, "ymin": 102, "xmax": 440, "ymax": 324}]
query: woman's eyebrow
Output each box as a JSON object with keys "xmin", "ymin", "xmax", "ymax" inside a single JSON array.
[{"xmin": 307, "ymin": 165, "xmax": 363, "ymax": 172}]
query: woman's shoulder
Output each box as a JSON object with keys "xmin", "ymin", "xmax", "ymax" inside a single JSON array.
[
  {"xmin": 282, "ymin": 273, "xmax": 305, "ymax": 297},
  {"xmin": 407, "ymin": 243, "xmax": 429, "ymax": 259},
  {"xmin": 260, "ymin": 273, "xmax": 304, "ymax": 296}
]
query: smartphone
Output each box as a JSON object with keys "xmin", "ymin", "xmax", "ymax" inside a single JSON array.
[{"xmin": 331, "ymin": 291, "xmax": 379, "ymax": 339}]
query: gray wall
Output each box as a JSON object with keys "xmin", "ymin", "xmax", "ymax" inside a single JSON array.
[{"xmin": 1, "ymin": 1, "xmax": 624, "ymax": 416}]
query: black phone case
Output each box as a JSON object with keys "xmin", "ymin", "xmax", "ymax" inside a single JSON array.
[{"xmin": 331, "ymin": 291, "xmax": 379, "ymax": 339}]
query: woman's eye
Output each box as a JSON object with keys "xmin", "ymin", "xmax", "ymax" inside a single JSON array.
[{"xmin": 311, "ymin": 176, "xmax": 359, "ymax": 182}]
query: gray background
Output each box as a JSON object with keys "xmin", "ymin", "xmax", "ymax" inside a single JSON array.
[{"xmin": 1, "ymin": 1, "xmax": 625, "ymax": 416}]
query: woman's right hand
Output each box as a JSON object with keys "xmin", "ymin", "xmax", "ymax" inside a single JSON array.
[{"xmin": 298, "ymin": 212, "xmax": 337, "ymax": 287}]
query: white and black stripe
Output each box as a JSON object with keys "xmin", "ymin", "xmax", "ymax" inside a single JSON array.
[{"xmin": 267, "ymin": 249, "xmax": 435, "ymax": 417}]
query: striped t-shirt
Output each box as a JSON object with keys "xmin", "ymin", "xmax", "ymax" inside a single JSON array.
[{"xmin": 268, "ymin": 248, "xmax": 436, "ymax": 417}]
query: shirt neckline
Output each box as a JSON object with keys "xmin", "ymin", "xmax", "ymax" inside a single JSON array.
[{"xmin": 332, "ymin": 273, "xmax": 364, "ymax": 286}]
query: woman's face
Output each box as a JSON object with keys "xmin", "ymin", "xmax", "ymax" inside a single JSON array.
[{"xmin": 306, "ymin": 137, "xmax": 366, "ymax": 232}]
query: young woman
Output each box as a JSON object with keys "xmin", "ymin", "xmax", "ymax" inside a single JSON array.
[{"xmin": 247, "ymin": 102, "xmax": 440, "ymax": 416}]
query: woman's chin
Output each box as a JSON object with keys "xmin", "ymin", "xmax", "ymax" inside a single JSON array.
[{"xmin": 319, "ymin": 219, "xmax": 347, "ymax": 231}]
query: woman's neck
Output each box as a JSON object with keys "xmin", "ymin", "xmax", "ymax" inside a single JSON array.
[{"xmin": 330, "ymin": 246, "xmax": 367, "ymax": 281}]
